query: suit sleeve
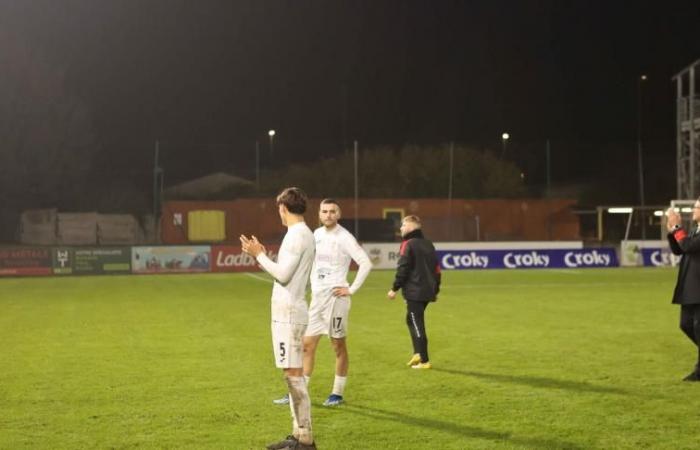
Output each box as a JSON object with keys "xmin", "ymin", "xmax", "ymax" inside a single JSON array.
[
  {"xmin": 668, "ymin": 232, "xmax": 683, "ymax": 255},
  {"xmin": 434, "ymin": 262, "xmax": 442, "ymax": 296},
  {"xmin": 670, "ymin": 228, "xmax": 700, "ymax": 254},
  {"xmin": 392, "ymin": 241, "xmax": 413, "ymax": 292}
]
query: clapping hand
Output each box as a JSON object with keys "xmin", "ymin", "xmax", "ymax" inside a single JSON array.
[
  {"xmin": 240, "ymin": 235, "xmax": 266, "ymax": 257},
  {"xmin": 666, "ymin": 208, "xmax": 682, "ymax": 232}
]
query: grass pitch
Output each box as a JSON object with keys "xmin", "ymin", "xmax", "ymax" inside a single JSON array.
[{"xmin": 1, "ymin": 268, "xmax": 698, "ymax": 449}]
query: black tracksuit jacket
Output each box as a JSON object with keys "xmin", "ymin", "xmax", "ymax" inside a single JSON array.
[{"xmin": 391, "ymin": 229, "xmax": 441, "ymax": 302}]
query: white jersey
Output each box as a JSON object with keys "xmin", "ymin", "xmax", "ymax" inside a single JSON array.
[
  {"xmin": 256, "ymin": 221, "xmax": 315, "ymax": 324},
  {"xmin": 311, "ymin": 224, "xmax": 371, "ymax": 295}
]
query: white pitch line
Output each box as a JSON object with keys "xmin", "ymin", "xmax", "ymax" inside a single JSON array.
[
  {"xmin": 548, "ymin": 269, "xmax": 582, "ymax": 275},
  {"xmin": 437, "ymin": 282, "xmax": 645, "ymax": 289},
  {"xmin": 244, "ymin": 272, "xmax": 272, "ymax": 283},
  {"xmin": 361, "ymin": 280, "xmax": 667, "ymax": 290}
]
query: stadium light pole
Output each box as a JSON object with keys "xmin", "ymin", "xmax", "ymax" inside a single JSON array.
[
  {"xmin": 637, "ymin": 75, "xmax": 647, "ymax": 239},
  {"xmin": 153, "ymin": 140, "xmax": 159, "ymax": 222},
  {"xmin": 153, "ymin": 140, "xmax": 164, "ymax": 244},
  {"xmin": 447, "ymin": 142, "xmax": 454, "ymax": 239},
  {"xmin": 546, "ymin": 139, "xmax": 551, "ymax": 197},
  {"xmin": 255, "ymin": 140, "xmax": 260, "ymax": 191},
  {"xmin": 501, "ymin": 132, "xmax": 510, "ymax": 158},
  {"xmin": 353, "ymin": 140, "xmax": 359, "ymax": 239},
  {"xmin": 268, "ymin": 129, "xmax": 276, "ymax": 157}
]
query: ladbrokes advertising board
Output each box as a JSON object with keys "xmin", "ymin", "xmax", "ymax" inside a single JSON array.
[{"xmin": 211, "ymin": 245, "xmax": 280, "ymax": 272}]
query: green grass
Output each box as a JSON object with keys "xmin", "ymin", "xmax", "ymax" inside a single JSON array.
[{"xmin": 1, "ymin": 268, "xmax": 697, "ymax": 449}]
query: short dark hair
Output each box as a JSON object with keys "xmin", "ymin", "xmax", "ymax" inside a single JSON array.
[
  {"xmin": 320, "ymin": 198, "xmax": 340, "ymax": 208},
  {"xmin": 276, "ymin": 187, "xmax": 307, "ymax": 214}
]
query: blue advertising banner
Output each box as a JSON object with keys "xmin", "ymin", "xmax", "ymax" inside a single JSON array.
[
  {"xmin": 640, "ymin": 248, "xmax": 680, "ymax": 267},
  {"xmin": 131, "ymin": 246, "xmax": 211, "ymax": 274},
  {"xmin": 437, "ymin": 248, "xmax": 618, "ymax": 270}
]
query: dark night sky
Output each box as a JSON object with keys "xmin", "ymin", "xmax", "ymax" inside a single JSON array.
[{"xmin": 2, "ymin": 1, "xmax": 700, "ymax": 201}]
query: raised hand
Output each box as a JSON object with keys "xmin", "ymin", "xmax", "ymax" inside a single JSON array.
[
  {"xmin": 666, "ymin": 208, "xmax": 682, "ymax": 231},
  {"xmin": 240, "ymin": 234, "xmax": 266, "ymax": 257}
]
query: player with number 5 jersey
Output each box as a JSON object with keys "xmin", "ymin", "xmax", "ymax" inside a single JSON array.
[
  {"xmin": 273, "ymin": 198, "xmax": 371, "ymax": 408},
  {"xmin": 241, "ymin": 187, "xmax": 317, "ymax": 450}
]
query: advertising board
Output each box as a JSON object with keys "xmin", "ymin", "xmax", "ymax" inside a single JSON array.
[
  {"xmin": 210, "ymin": 245, "xmax": 280, "ymax": 272},
  {"xmin": 131, "ymin": 246, "xmax": 211, "ymax": 274},
  {"xmin": 0, "ymin": 247, "xmax": 52, "ymax": 276}
]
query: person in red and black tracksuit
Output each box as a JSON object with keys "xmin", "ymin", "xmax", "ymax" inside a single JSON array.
[
  {"xmin": 667, "ymin": 200, "xmax": 700, "ymax": 381},
  {"xmin": 387, "ymin": 215, "xmax": 441, "ymax": 369}
]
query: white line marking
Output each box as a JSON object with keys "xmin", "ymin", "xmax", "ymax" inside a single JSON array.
[
  {"xmin": 361, "ymin": 280, "xmax": 668, "ymax": 290},
  {"xmin": 244, "ymin": 272, "xmax": 272, "ymax": 283},
  {"xmin": 548, "ymin": 269, "xmax": 582, "ymax": 275}
]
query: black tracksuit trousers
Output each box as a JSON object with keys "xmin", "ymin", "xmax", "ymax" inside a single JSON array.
[
  {"xmin": 680, "ymin": 304, "xmax": 700, "ymax": 367},
  {"xmin": 406, "ymin": 300, "xmax": 429, "ymax": 363}
]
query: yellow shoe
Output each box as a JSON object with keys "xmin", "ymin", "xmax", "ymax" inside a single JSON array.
[
  {"xmin": 406, "ymin": 354, "xmax": 421, "ymax": 366},
  {"xmin": 411, "ymin": 362, "xmax": 432, "ymax": 370}
]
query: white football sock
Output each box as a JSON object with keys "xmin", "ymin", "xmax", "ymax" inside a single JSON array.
[
  {"xmin": 332, "ymin": 375, "xmax": 347, "ymax": 396},
  {"xmin": 286, "ymin": 376, "xmax": 313, "ymax": 445},
  {"xmin": 288, "ymin": 389, "xmax": 299, "ymax": 437}
]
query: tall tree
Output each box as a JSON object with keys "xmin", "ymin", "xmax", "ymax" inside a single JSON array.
[{"xmin": 261, "ymin": 144, "xmax": 526, "ymax": 199}]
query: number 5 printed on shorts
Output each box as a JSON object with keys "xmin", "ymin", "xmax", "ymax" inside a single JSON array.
[{"xmin": 279, "ymin": 342, "xmax": 286, "ymax": 364}]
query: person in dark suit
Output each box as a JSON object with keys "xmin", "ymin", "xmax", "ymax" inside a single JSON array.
[
  {"xmin": 667, "ymin": 201, "xmax": 700, "ymax": 381},
  {"xmin": 387, "ymin": 215, "xmax": 441, "ymax": 370}
]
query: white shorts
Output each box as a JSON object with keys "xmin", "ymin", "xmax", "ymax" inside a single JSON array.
[
  {"xmin": 305, "ymin": 288, "xmax": 351, "ymax": 339},
  {"xmin": 271, "ymin": 321, "xmax": 306, "ymax": 369}
]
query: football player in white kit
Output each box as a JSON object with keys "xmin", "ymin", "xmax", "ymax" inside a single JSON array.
[
  {"xmin": 240, "ymin": 187, "xmax": 317, "ymax": 450},
  {"xmin": 274, "ymin": 198, "xmax": 371, "ymax": 407}
]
